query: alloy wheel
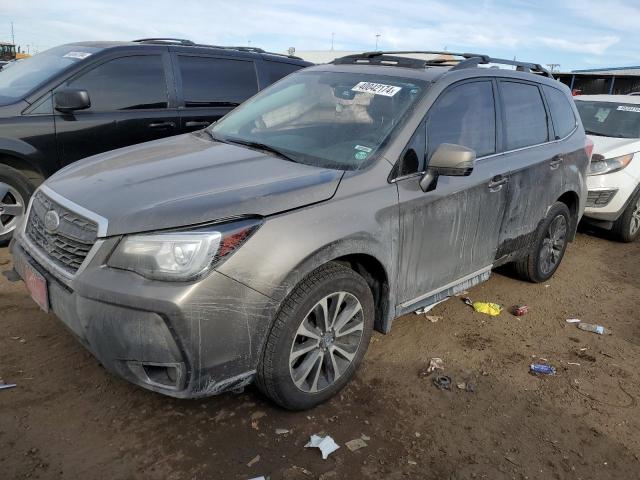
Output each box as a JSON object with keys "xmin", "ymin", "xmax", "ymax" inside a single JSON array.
[
  {"xmin": 289, "ymin": 291, "xmax": 364, "ymax": 393},
  {"xmin": 539, "ymin": 214, "xmax": 567, "ymax": 275},
  {"xmin": 0, "ymin": 182, "xmax": 26, "ymax": 237},
  {"xmin": 630, "ymin": 196, "xmax": 640, "ymax": 237}
]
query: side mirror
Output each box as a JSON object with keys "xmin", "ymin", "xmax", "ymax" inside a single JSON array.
[
  {"xmin": 419, "ymin": 143, "xmax": 476, "ymax": 192},
  {"xmin": 54, "ymin": 89, "xmax": 91, "ymax": 113}
]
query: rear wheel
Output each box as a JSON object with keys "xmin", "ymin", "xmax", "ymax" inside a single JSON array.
[
  {"xmin": 612, "ymin": 188, "xmax": 640, "ymax": 243},
  {"xmin": 256, "ymin": 262, "xmax": 374, "ymax": 410},
  {"xmin": 514, "ymin": 202, "xmax": 571, "ymax": 283},
  {"xmin": 0, "ymin": 165, "xmax": 35, "ymax": 244}
]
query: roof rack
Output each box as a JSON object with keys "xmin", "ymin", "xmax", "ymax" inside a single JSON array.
[
  {"xmin": 131, "ymin": 38, "xmax": 303, "ymax": 60},
  {"xmin": 333, "ymin": 50, "xmax": 553, "ymax": 78},
  {"xmin": 132, "ymin": 38, "xmax": 196, "ymax": 46}
]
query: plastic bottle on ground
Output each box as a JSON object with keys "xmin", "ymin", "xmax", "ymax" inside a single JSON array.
[{"xmin": 577, "ymin": 323, "xmax": 609, "ymax": 335}]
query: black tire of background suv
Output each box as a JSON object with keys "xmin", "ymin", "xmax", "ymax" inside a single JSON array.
[
  {"xmin": 611, "ymin": 187, "xmax": 640, "ymax": 243},
  {"xmin": 256, "ymin": 262, "xmax": 375, "ymax": 410},
  {"xmin": 0, "ymin": 165, "xmax": 35, "ymax": 245},
  {"xmin": 514, "ymin": 202, "xmax": 571, "ymax": 283}
]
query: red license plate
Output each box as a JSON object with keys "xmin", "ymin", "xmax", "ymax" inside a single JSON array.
[{"xmin": 23, "ymin": 262, "xmax": 49, "ymax": 312}]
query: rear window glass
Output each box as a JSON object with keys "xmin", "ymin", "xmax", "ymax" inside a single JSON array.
[
  {"xmin": 178, "ymin": 55, "xmax": 258, "ymax": 107},
  {"xmin": 501, "ymin": 82, "xmax": 548, "ymax": 150},
  {"xmin": 543, "ymin": 85, "xmax": 576, "ymax": 139}
]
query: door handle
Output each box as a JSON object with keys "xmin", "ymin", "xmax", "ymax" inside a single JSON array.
[
  {"xmin": 488, "ymin": 175, "xmax": 509, "ymax": 191},
  {"xmin": 550, "ymin": 155, "xmax": 564, "ymax": 169},
  {"xmin": 148, "ymin": 121, "xmax": 176, "ymax": 129},
  {"xmin": 185, "ymin": 121, "xmax": 211, "ymax": 128}
]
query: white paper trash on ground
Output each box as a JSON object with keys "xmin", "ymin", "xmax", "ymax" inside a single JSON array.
[{"xmin": 305, "ymin": 434, "xmax": 340, "ymax": 459}]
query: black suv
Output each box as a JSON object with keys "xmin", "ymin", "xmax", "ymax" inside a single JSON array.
[{"xmin": 0, "ymin": 38, "xmax": 311, "ymax": 242}]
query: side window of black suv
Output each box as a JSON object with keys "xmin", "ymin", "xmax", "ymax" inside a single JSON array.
[{"xmin": 68, "ymin": 55, "xmax": 169, "ymax": 111}]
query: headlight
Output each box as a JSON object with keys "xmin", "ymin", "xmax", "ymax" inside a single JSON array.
[
  {"xmin": 107, "ymin": 218, "xmax": 261, "ymax": 281},
  {"xmin": 588, "ymin": 153, "xmax": 634, "ymax": 176}
]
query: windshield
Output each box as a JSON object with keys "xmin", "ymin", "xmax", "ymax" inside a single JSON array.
[
  {"xmin": 575, "ymin": 100, "xmax": 640, "ymax": 139},
  {"xmin": 210, "ymin": 70, "xmax": 427, "ymax": 170},
  {"xmin": 0, "ymin": 45, "xmax": 101, "ymax": 104}
]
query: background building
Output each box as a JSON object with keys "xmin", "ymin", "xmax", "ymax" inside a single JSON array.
[{"xmin": 556, "ymin": 66, "xmax": 640, "ymax": 95}]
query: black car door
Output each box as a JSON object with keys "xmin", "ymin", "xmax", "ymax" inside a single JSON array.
[
  {"xmin": 54, "ymin": 51, "xmax": 179, "ymax": 165},
  {"xmin": 172, "ymin": 52, "xmax": 259, "ymax": 133}
]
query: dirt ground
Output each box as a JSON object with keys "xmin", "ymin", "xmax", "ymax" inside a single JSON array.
[{"xmin": 1, "ymin": 229, "xmax": 639, "ymax": 480}]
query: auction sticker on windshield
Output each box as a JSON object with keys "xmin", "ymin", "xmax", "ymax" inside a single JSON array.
[
  {"xmin": 617, "ymin": 105, "xmax": 640, "ymax": 113},
  {"xmin": 352, "ymin": 82, "xmax": 402, "ymax": 97}
]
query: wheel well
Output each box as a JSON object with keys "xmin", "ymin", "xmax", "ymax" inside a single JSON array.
[
  {"xmin": 333, "ymin": 254, "xmax": 389, "ymax": 333},
  {"xmin": 557, "ymin": 191, "xmax": 579, "ymax": 240},
  {"xmin": 0, "ymin": 155, "xmax": 45, "ymax": 186}
]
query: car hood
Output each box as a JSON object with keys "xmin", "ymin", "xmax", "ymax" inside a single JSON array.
[
  {"xmin": 45, "ymin": 133, "xmax": 344, "ymax": 237},
  {"xmin": 589, "ymin": 135, "xmax": 640, "ymax": 159}
]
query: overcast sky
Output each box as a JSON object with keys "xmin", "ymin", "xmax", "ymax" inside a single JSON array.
[{"xmin": 0, "ymin": 0, "xmax": 638, "ymax": 71}]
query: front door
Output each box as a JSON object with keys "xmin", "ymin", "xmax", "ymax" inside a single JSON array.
[
  {"xmin": 55, "ymin": 53, "xmax": 179, "ymax": 165},
  {"xmin": 396, "ymin": 79, "xmax": 509, "ymax": 308}
]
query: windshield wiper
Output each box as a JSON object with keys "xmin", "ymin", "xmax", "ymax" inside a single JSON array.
[
  {"xmin": 584, "ymin": 129, "xmax": 605, "ymax": 136},
  {"xmin": 224, "ymin": 138, "xmax": 297, "ymax": 163}
]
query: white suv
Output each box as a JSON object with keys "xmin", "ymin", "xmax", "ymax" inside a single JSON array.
[{"xmin": 575, "ymin": 95, "xmax": 640, "ymax": 242}]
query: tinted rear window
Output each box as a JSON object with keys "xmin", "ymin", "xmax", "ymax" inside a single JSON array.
[
  {"xmin": 543, "ymin": 85, "xmax": 576, "ymax": 139},
  {"xmin": 263, "ymin": 60, "xmax": 304, "ymax": 84},
  {"xmin": 501, "ymin": 81, "xmax": 548, "ymax": 150},
  {"xmin": 178, "ymin": 55, "xmax": 258, "ymax": 107}
]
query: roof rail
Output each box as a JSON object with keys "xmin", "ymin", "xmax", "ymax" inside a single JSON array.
[
  {"xmin": 131, "ymin": 39, "xmax": 304, "ymax": 60},
  {"xmin": 451, "ymin": 55, "xmax": 553, "ymax": 77},
  {"xmin": 132, "ymin": 38, "xmax": 196, "ymax": 46},
  {"xmin": 333, "ymin": 50, "xmax": 553, "ymax": 77}
]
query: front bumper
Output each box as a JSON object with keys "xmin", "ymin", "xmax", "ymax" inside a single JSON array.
[
  {"xmin": 10, "ymin": 232, "xmax": 277, "ymax": 398},
  {"xmin": 584, "ymin": 168, "xmax": 639, "ymax": 222}
]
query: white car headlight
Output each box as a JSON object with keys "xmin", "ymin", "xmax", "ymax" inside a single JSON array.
[
  {"xmin": 588, "ymin": 153, "xmax": 634, "ymax": 176},
  {"xmin": 108, "ymin": 219, "xmax": 261, "ymax": 281}
]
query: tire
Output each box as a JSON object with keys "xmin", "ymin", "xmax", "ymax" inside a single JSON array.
[
  {"xmin": 256, "ymin": 262, "xmax": 375, "ymax": 410},
  {"xmin": 0, "ymin": 165, "xmax": 35, "ymax": 245},
  {"xmin": 611, "ymin": 188, "xmax": 640, "ymax": 243},
  {"xmin": 514, "ymin": 202, "xmax": 571, "ymax": 283}
]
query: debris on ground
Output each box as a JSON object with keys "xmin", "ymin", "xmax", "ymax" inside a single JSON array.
[
  {"xmin": 530, "ymin": 363, "xmax": 556, "ymax": 375},
  {"xmin": 511, "ymin": 305, "xmax": 529, "ymax": 316},
  {"xmin": 248, "ymin": 477, "xmax": 266, "ymax": 480},
  {"xmin": 566, "ymin": 318, "xmax": 581, "ymax": 323},
  {"xmin": 247, "ymin": 454, "xmax": 260, "ymax": 467},
  {"xmin": 407, "ymin": 459, "xmax": 418, "ymax": 465},
  {"xmin": 415, "ymin": 298, "xmax": 448, "ymax": 315},
  {"xmin": 419, "ymin": 357, "xmax": 444, "ymax": 377},
  {"xmin": 0, "ymin": 382, "xmax": 17, "ymax": 390},
  {"xmin": 425, "ymin": 315, "xmax": 442, "ymax": 323},
  {"xmin": 360, "ymin": 434, "xmax": 370, "ymax": 441},
  {"xmin": 345, "ymin": 438, "xmax": 368, "ymax": 452},
  {"xmin": 577, "ymin": 323, "xmax": 610, "ymax": 335},
  {"xmin": 462, "ymin": 297, "xmax": 502, "ymax": 316},
  {"xmin": 275, "ymin": 428, "xmax": 290, "ymax": 435},
  {"xmin": 433, "ymin": 374, "xmax": 452, "ymax": 390},
  {"xmin": 305, "ymin": 435, "xmax": 340, "ymax": 459},
  {"xmin": 567, "ymin": 362, "xmax": 581, "ymax": 366},
  {"xmin": 457, "ymin": 381, "xmax": 477, "ymax": 392}
]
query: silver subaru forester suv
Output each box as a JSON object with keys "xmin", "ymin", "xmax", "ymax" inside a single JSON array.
[{"xmin": 10, "ymin": 51, "xmax": 590, "ymax": 409}]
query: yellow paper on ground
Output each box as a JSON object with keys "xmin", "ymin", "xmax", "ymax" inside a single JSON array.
[{"xmin": 472, "ymin": 302, "xmax": 502, "ymax": 316}]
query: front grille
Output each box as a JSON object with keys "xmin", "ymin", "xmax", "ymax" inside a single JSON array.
[
  {"xmin": 586, "ymin": 189, "xmax": 617, "ymax": 208},
  {"xmin": 25, "ymin": 191, "xmax": 98, "ymax": 273}
]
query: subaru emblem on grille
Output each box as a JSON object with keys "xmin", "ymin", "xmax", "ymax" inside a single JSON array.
[{"xmin": 44, "ymin": 210, "xmax": 60, "ymax": 232}]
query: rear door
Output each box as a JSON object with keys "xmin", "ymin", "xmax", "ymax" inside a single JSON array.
[
  {"xmin": 173, "ymin": 53, "xmax": 259, "ymax": 133},
  {"xmin": 55, "ymin": 52, "xmax": 179, "ymax": 165},
  {"xmin": 494, "ymin": 80, "xmax": 567, "ymax": 260},
  {"xmin": 395, "ymin": 79, "xmax": 509, "ymax": 307}
]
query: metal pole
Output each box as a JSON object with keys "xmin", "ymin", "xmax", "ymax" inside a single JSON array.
[
  {"xmin": 11, "ymin": 21, "xmax": 15, "ymax": 45},
  {"xmin": 331, "ymin": 32, "xmax": 334, "ymax": 50},
  {"xmin": 375, "ymin": 34, "xmax": 381, "ymax": 50}
]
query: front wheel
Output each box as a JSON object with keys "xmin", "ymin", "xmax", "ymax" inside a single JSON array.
[
  {"xmin": 612, "ymin": 188, "xmax": 640, "ymax": 243},
  {"xmin": 256, "ymin": 262, "xmax": 374, "ymax": 410},
  {"xmin": 514, "ymin": 202, "xmax": 571, "ymax": 283},
  {"xmin": 0, "ymin": 165, "xmax": 35, "ymax": 244}
]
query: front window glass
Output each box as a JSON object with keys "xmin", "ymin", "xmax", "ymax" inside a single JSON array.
[
  {"xmin": 0, "ymin": 45, "xmax": 101, "ymax": 104},
  {"xmin": 576, "ymin": 101, "xmax": 640, "ymax": 139},
  {"xmin": 210, "ymin": 71, "xmax": 427, "ymax": 170}
]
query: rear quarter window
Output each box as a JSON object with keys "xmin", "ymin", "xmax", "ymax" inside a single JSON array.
[
  {"xmin": 500, "ymin": 81, "xmax": 549, "ymax": 150},
  {"xmin": 543, "ymin": 85, "xmax": 576, "ymax": 139}
]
